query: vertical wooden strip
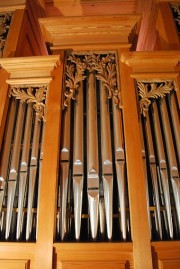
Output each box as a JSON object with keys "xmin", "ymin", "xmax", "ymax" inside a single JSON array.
[
  {"xmin": 156, "ymin": 2, "xmax": 180, "ymax": 50},
  {"xmin": 119, "ymin": 60, "xmax": 153, "ymax": 269},
  {"xmin": 0, "ymin": 68, "xmax": 10, "ymax": 149},
  {"xmin": 3, "ymin": 9, "xmax": 25, "ymax": 58},
  {"xmin": 34, "ymin": 57, "xmax": 63, "ymax": 269}
]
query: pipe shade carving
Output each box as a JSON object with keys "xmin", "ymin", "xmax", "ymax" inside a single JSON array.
[
  {"xmin": 137, "ymin": 80, "xmax": 180, "ymax": 240},
  {"xmin": 9, "ymin": 86, "xmax": 48, "ymax": 121},
  {"xmin": 58, "ymin": 52, "xmax": 129, "ymax": 242},
  {"xmin": 171, "ymin": 4, "xmax": 180, "ymax": 36},
  {"xmin": 137, "ymin": 81, "xmax": 174, "ymax": 117},
  {"xmin": 64, "ymin": 53, "xmax": 121, "ymax": 108},
  {"xmin": 0, "ymin": 13, "xmax": 13, "ymax": 57}
]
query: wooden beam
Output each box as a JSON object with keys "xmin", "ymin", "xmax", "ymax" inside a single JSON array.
[
  {"xmin": 119, "ymin": 57, "xmax": 153, "ymax": 269},
  {"xmin": 34, "ymin": 53, "xmax": 64, "ymax": 269}
]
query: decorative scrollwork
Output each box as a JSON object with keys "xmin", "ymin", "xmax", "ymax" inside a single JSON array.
[
  {"xmin": 91, "ymin": 54, "xmax": 120, "ymax": 107},
  {"xmin": 171, "ymin": 4, "xmax": 180, "ymax": 35},
  {"xmin": 64, "ymin": 53, "xmax": 120, "ymax": 107},
  {"xmin": 137, "ymin": 81, "xmax": 174, "ymax": 117},
  {"xmin": 9, "ymin": 86, "xmax": 47, "ymax": 121},
  {"xmin": 64, "ymin": 54, "xmax": 86, "ymax": 107},
  {"xmin": 0, "ymin": 13, "xmax": 13, "ymax": 57}
]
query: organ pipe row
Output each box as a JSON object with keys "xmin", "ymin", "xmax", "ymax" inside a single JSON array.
[
  {"xmin": 138, "ymin": 81, "xmax": 180, "ymax": 240},
  {"xmin": 57, "ymin": 53, "xmax": 130, "ymax": 241},
  {"xmin": 0, "ymin": 86, "xmax": 45, "ymax": 241}
]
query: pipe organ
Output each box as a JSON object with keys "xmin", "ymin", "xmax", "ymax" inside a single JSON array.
[
  {"xmin": 0, "ymin": 86, "xmax": 46, "ymax": 241},
  {"xmin": 57, "ymin": 52, "xmax": 130, "ymax": 241},
  {"xmin": 137, "ymin": 81, "xmax": 180, "ymax": 241}
]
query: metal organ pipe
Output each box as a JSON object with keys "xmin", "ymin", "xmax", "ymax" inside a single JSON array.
[
  {"xmin": 58, "ymin": 52, "xmax": 130, "ymax": 242},
  {"xmin": 87, "ymin": 71, "xmax": 99, "ymax": 240},
  {"xmin": 138, "ymin": 81, "xmax": 180, "ymax": 240},
  {"xmin": 100, "ymin": 82, "xmax": 113, "ymax": 240},
  {"xmin": 73, "ymin": 82, "xmax": 84, "ymax": 240},
  {"xmin": 0, "ymin": 86, "xmax": 46, "ymax": 242},
  {"xmin": 6, "ymin": 102, "xmax": 25, "ymax": 239}
]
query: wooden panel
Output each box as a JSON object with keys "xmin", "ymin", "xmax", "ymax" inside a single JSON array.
[
  {"xmin": 153, "ymin": 245, "xmax": 180, "ymax": 269},
  {"xmin": 152, "ymin": 241, "xmax": 180, "ymax": 269},
  {"xmin": 0, "ymin": 259, "xmax": 30, "ymax": 269},
  {"xmin": 0, "ymin": 243, "xmax": 35, "ymax": 269},
  {"xmin": 54, "ymin": 243, "xmax": 133, "ymax": 269},
  {"xmin": 44, "ymin": 0, "xmax": 137, "ymax": 17},
  {"xmin": 59, "ymin": 260, "xmax": 128, "ymax": 269},
  {"xmin": 159, "ymin": 260, "xmax": 180, "ymax": 269}
]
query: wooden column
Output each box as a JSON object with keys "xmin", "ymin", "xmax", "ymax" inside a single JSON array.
[
  {"xmin": 0, "ymin": 68, "xmax": 10, "ymax": 149},
  {"xmin": 34, "ymin": 54, "xmax": 64, "ymax": 269},
  {"xmin": 156, "ymin": 2, "xmax": 180, "ymax": 50},
  {"xmin": 119, "ymin": 58, "xmax": 153, "ymax": 269},
  {"xmin": 2, "ymin": 9, "xmax": 25, "ymax": 58}
]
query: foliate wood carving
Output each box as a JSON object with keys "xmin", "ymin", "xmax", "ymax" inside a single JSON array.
[
  {"xmin": 65, "ymin": 54, "xmax": 87, "ymax": 107},
  {"xmin": 64, "ymin": 53, "xmax": 120, "ymax": 107},
  {"xmin": 171, "ymin": 4, "xmax": 180, "ymax": 35},
  {"xmin": 9, "ymin": 86, "xmax": 47, "ymax": 121},
  {"xmin": 137, "ymin": 81, "xmax": 174, "ymax": 117},
  {"xmin": 0, "ymin": 13, "xmax": 13, "ymax": 57}
]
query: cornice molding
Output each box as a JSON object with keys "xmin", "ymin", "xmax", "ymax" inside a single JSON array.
[
  {"xmin": 39, "ymin": 14, "xmax": 140, "ymax": 47},
  {"xmin": 0, "ymin": 55, "xmax": 61, "ymax": 81},
  {"xmin": 0, "ymin": 0, "xmax": 26, "ymax": 12},
  {"xmin": 121, "ymin": 51, "xmax": 180, "ymax": 72}
]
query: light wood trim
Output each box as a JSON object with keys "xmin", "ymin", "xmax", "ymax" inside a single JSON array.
[
  {"xmin": 34, "ymin": 54, "xmax": 64, "ymax": 269},
  {"xmin": 0, "ymin": 0, "xmax": 25, "ymax": 12},
  {"xmin": 3, "ymin": 9, "xmax": 25, "ymax": 58},
  {"xmin": 156, "ymin": 2, "xmax": 180, "ymax": 50},
  {"xmin": 51, "ymin": 43, "xmax": 131, "ymax": 53},
  {"xmin": 121, "ymin": 51, "xmax": 180, "ymax": 73},
  {"xmin": 39, "ymin": 14, "xmax": 140, "ymax": 47},
  {"xmin": 0, "ymin": 55, "xmax": 60, "ymax": 79},
  {"xmin": 131, "ymin": 72, "xmax": 179, "ymax": 80},
  {"xmin": 6, "ymin": 77, "xmax": 52, "ymax": 86},
  {"xmin": 54, "ymin": 243, "xmax": 133, "ymax": 268},
  {"xmin": 119, "ymin": 60, "xmax": 153, "ymax": 269},
  {"xmin": 0, "ymin": 243, "xmax": 36, "ymax": 269}
]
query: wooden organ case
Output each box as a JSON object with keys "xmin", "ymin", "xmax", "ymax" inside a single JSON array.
[{"xmin": 0, "ymin": 1, "xmax": 180, "ymax": 269}]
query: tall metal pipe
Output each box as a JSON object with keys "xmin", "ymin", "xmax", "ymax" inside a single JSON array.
[{"xmin": 87, "ymin": 72, "xmax": 99, "ymax": 239}]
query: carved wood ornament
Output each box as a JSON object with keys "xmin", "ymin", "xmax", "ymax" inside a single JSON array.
[
  {"xmin": 0, "ymin": 13, "xmax": 13, "ymax": 57},
  {"xmin": 137, "ymin": 81, "xmax": 174, "ymax": 117},
  {"xmin": 171, "ymin": 4, "xmax": 180, "ymax": 36},
  {"xmin": 64, "ymin": 53, "xmax": 120, "ymax": 108},
  {"xmin": 9, "ymin": 86, "xmax": 48, "ymax": 121}
]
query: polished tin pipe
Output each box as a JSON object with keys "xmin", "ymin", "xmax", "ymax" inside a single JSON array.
[
  {"xmin": 152, "ymin": 102, "xmax": 166, "ymax": 169},
  {"xmin": 160, "ymin": 98, "xmax": 179, "ymax": 178},
  {"xmin": 87, "ymin": 72, "xmax": 99, "ymax": 239}
]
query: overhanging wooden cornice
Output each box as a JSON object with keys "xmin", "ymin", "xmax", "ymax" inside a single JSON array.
[
  {"xmin": 0, "ymin": 0, "xmax": 26, "ymax": 12},
  {"xmin": 0, "ymin": 55, "xmax": 61, "ymax": 85},
  {"xmin": 121, "ymin": 51, "xmax": 180, "ymax": 73},
  {"xmin": 43, "ymin": 0, "xmax": 137, "ymax": 16},
  {"xmin": 39, "ymin": 14, "xmax": 140, "ymax": 49}
]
